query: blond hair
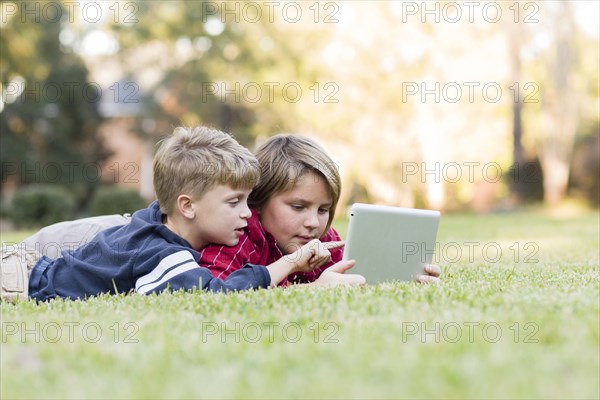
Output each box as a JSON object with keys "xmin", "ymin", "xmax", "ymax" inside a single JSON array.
[
  {"xmin": 153, "ymin": 126, "xmax": 259, "ymax": 215},
  {"xmin": 249, "ymin": 134, "xmax": 341, "ymax": 233}
]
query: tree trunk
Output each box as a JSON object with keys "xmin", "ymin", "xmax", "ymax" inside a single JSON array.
[
  {"xmin": 509, "ymin": 22, "xmax": 525, "ymax": 167},
  {"xmin": 538, "ymin": 2, "xmax": 579, "ymax": 205}
]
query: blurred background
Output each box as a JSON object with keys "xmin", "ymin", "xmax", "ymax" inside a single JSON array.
[{"xmin": 0, "ymin": 0, "xmax": 598, "ymax": 229}]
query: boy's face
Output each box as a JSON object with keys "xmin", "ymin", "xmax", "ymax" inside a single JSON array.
[
  {"xmin": 259, "ymin": 171, "xmax": 332, "ymax": 255},
  {"xmin": 190, "ymin": 184, "xmax": 252, "ymax": 248}
]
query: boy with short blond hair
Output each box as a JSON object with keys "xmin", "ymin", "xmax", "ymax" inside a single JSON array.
[{"xmin": 1, "ymin": 126, "xmax": 336, "ymax": 302}]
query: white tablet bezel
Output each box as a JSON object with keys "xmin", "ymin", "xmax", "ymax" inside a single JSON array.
[{"xmin": 342, "ymin": 203, "xmax": 440, "ymax": 283}]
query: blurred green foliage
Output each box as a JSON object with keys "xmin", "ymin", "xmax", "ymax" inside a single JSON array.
[
  {"xmin": 10, "ymin": 184, "xmax": 75, "ymax": 228},
  {"xmin": 0, "ymin": 0, "xmax": 598, "ymax": 220},
  {"xmin": 0, "ymin": 2, "xmax": 109, "ymax": 213},
  {"xmin": 89, "ymin": 186, "xmax": 147, "ymax": 216}
]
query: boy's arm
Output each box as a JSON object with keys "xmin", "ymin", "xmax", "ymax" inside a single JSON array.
[
  {"xmin": 198, "ymin": 244, "xmax": 294, "ymax": 288},
  {"xmin": 138, "ymin": 238, "xmax": 341, "ymax": 294},
  {"xmin": 134, "ymin": 249, "xmax": 271, "ymax": 294},
  {"xmin": 135, "ymin": 243, "xmax": 337, "ymax": 293},
  {"xmin": 198, "ymin": 232, "xmax": 344, "ymax": 287}
]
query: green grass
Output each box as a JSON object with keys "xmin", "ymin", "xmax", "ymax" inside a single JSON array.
[
  {"xmin": 1, "ymin": 210, "xmax": 599, "ymax": 399},
  {"xmin": 0, "ymin": 230, "xmax": 35, "ymax": 244}
]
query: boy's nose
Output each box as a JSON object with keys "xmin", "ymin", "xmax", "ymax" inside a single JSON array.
[
  {"xmin": 240, "ymin": 203, "xmax": 252, "ymax": 219},
  {"xmin": 304, "ymin": 212, "xmax": 319, "ymax": 229}
]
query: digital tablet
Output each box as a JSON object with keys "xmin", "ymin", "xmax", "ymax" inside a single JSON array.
[{"xmin": 342, "ymin": 203, "xmax": 440, "ymax": 283}]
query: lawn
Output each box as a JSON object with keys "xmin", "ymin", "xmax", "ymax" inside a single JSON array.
[{"xmin": 1, "ymin": 210, "xmax": 599, "ymax": 399}]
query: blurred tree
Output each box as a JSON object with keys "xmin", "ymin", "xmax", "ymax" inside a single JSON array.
[
  {"xmin": 505, "ymin": 11, "xmax": 544, "ymax": 203},
  {"xmin": 4, "ymin": 0, "xmax": 595, "ymax": 214},
  {"xmin": 103, "ymin": 1, "xmax": 331, "ymax": 146},
  {"xmin": 0, "ymin": 2, "xmax": 109, "ymax": 211},
  {"xmin": 509, "ymin": 20, "xmax": 525, "ymax": 168},
  {"xmin": 521, "ymin": 2, "xmax": 593, "ymax": 206},
  {"xmin": 301, "ymin": 2, "xmax": 514, "ymax": 211},
  {"xmin": 536, "ymin": 2, "xmax": 579, "ymax": 205}
]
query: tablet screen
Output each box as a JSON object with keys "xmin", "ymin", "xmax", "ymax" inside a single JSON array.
[{"xmin": 342, "ymin": 203, "xmax": 440, "ymax": 282}]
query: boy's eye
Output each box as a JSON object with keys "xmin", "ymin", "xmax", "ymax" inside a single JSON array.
[
  {"xmin": 228, "ymin": 199, "xmax": 240, "ymax": 206},
  {"xmin": 290, "ymin": 204, "xmax": 304, "ymax": 211},
  {"xmin": 318, "ymin": 208, "xmax": 330, "ymax": 214}
]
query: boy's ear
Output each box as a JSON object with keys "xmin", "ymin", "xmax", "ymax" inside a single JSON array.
[{"xmin": 176, "ymin": 195, "xmax": 196, "ymax": 219}]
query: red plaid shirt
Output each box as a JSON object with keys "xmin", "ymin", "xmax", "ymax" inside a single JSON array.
[{"xmin": 198, "ymin": 210, "xmax": 343, "ymax": 286}]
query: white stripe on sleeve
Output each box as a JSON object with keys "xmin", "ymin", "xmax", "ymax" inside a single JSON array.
[{"xmin": 135, "ymin": 250, "xmax": 198, "ymax": 294}]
